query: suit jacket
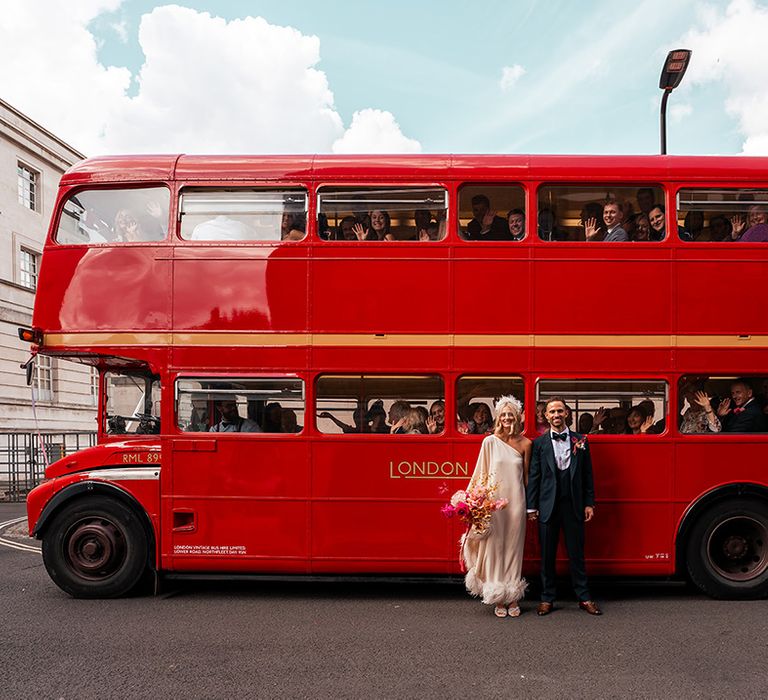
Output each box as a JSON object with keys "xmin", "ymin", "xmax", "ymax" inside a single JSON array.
[
  {"xmin": 526, "ymin": 430, "xmax": 595, "ymax": 523},
  {"xmin": 466, "ymin": 215, "xmax": 510, "ymax": 241},
  {"xmin": 721, "ymin": 400, "xmax": 767, "ymax": 433}
]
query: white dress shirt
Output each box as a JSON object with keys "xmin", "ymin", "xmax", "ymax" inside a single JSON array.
[{"xmin": 551, "ymin": 428, "xmax": 571, "ymax": 471}]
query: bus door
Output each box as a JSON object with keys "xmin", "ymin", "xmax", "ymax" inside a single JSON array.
[{"xmin": 167, "ymin": 376, "xmax": 309, "ymax": 573}]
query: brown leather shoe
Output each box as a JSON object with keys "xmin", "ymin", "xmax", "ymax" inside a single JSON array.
[
  {"xmin": 536, "ymin": 602, "xmax": 553, "ymax": 616},
  {"xmin": 578, "ymin": 600, "xmax": 602, "ymax": 615}
]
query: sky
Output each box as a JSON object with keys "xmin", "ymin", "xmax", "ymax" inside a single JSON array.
[{"xmin": 3, "ymin": 0, "xmax": 768, "ymax": 156}]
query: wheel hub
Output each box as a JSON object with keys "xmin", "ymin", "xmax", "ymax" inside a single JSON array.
[
  {"xmin": 707, "ymin": 515, "xmax": 768, "ymax": 582},
  {"xmin": 66, "ymin": 518, "xmax": 125, "ymax": 580}
]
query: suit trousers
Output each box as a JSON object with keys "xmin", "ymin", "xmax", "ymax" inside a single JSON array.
[{"xmin": 538, "ymin": 498, "xmax": 590, "ymax": 602}]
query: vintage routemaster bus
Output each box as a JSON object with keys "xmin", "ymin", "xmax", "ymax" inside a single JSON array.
[{"xmin": 21, "ymin": 154, "xmax": 768, "ymax": 599}]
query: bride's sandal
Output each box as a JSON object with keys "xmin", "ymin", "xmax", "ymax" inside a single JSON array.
[
  {"xmin": 507, "ymin": 604, "xmax": 521, "ymax": 617},
  {"xmin": 494, "ymin": 605, "xmax": 508, "ymax": 618}
]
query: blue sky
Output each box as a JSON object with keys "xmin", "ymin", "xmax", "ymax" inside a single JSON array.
[{"xmin": 4, "ymin": 0, "xmax": 766, "ymax": 155}]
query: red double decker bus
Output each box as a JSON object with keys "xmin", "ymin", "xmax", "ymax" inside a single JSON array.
[{"xmin": 22, "ymin": 154, "xmax": 768, "ymax": 599}]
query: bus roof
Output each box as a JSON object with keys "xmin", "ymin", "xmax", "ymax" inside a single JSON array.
[{"xmin": 61, "ymin": 153, "xmax": 768, "ymax": 186}]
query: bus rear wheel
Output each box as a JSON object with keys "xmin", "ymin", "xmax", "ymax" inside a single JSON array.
[
  {"xmin": 42, "ymin": 496, "xmax": 148, "ymax": 598},
  {"xmin": 686, "ymin": 499, "xmax": 768, "ymax": 599}
]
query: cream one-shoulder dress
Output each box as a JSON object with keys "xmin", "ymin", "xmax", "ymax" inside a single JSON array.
[{"xmin": 462, "ymin": 434, "xmax": 527, "ymax": 605}]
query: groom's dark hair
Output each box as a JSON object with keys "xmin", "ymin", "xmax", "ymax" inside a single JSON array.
[{"xmin": 544, "ymin": 396, "xmax": 568, "ymax": 411}]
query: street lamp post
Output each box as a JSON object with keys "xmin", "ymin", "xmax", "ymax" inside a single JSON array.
[{"xmin": 659, "ymin": 49, "xmax": 692, "ymax": 155}]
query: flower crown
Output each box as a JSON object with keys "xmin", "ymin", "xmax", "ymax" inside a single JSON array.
[{"xmin": 494, "ymin": 395, "xmax": 523, "ymax": 416}]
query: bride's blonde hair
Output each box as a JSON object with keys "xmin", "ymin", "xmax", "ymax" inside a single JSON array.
[{"xmin": 493, "ymin": 395, "xmax": 523, "ymax": 437}]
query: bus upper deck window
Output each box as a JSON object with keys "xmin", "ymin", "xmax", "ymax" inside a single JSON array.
[
  {"xmin": 677, "ymin": 188, "xmax": 768, "ymax": 242},
  {"xmin": 179, "ymin": 189, "xmax": 308, "ymax": 242},
  {"xmin": 458, "ymin": 185, "xmax": 526, "ymax": 241},
  {"xmin": 55, "ymin": 187, "xmax": 170, "ymax": 245},
  {"xmin": 537, "ymin": 185, "xmax": 664, "ymax": 242},
  {"xmin": 318, "ymin": 188, "xmax": 448, "ymax": 242}
]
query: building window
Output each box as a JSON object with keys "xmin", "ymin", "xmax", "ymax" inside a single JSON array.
[
  {"xmin": 17, "ymin": 162, "xmax": 39, "ymax": 212},
  {"xmin": 18, "ymin": 248, "xmax": 39, "ymax": 290},
  {"xmin": 34, "ymin": 356, "xmax": 54, "ymax": 402},
  {"xmin": 90, "ymin": 368, "xmax": 99, "ymax": 406}
]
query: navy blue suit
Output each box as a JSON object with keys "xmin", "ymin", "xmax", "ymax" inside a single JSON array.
[{"xmin": 526, "ymin": 430, "xmax": 595, "ymax": 602}]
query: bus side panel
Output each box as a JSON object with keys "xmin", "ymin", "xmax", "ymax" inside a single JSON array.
[
  {"xmin": 172, "ymin": 247, "xmax": 308, "ymax": 333},
  {"xmin": 311, "ymin": 251, "xmax": 450, "ymax": 334},
  {"xmin": 35, "ymin": 247, "xmax": 171, "ymax": 332},
  {"xmin": 167, "ymin": 437, "xmax": 310, "ymax": 572},
  {"xmin": 310, "ymin": 440, "xmax": 457, "ymax": 573}
]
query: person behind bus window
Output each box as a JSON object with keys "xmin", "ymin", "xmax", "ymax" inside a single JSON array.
[
  {"xmin": 586, "ymin": 199, "xmax": 627, "ymax": 242},
  {"xmin": 507, "ymin": 208, "xmax": 525, "ymax": 241},
  {"xmin": 466, "ymin": 195, "xmax": 509, "ymax": 241},
  {"xmin": 680, "ymin": 211, "xmax": 706, "ymax": 242},
  {"xmin": 210, "ymin": 400, "xmax": 262, "ymax": 433},
  {"xmin": 403, "ymin": 408, "xmax": 427, "ymax": 434},
  {"xmin": 648, "ymin": 204, "xmax": 667, "ymax": 240},
  {"xmin": 281, "ymin": 408, "xmax": 302, "ymax": 433},
  {"xmin": 113, "ymin": 204, "xmax": 165, "ymax": 243},
  {"xmin": 459, "ymin": 402, "xmax": 494, "ymax": 435},
  {"xmin": 427, "ymin": 399, "xmax": 445, "ymax": 434},
  {"xmin": 717, "ymin": 380, "xmax": 768, "ymax": 432},
  {"xmin": 388, "ymin": 400, "xmax": 411, "ymax": 434},
  {"xmin": 624, "ymin": 407, "xmax": 654, "ymax": 435},
  {"xmin": 577, "ymin": 412, "xmax": 594, "ymax": 434},
  {"xmin": 731, "ymin": 205, "xmax": 768, "ymax": 242},
  {"xmin": 352, "ymin": 209, "xmax": 391, "ymax": 241},
  {"xmin": 537, "ymin": 206, "xmax": 565, "ymax": 241},
  {"xmin": 263, "ymin": 402, "xmax": 284, "ymax": 432},
  {"xmin": 636, "ymin": 187, "xmax": 656, "ymax": 216},
  {"xmin": 335, "ymin": 215, "xmax": 357, "ymax": 241},
  {"xmin": 281, "ymin": 212, "xmax": 306, "ymax": 241},
  {"xmin": 366, "ymin": 400, "xmax": 390, "ymax": 433},
  {"xmin": 415, "ymin": 209, "xmax": 433, "ymax": 240},
  {"xmin": 707, "ymin": 215, "xmax": 732, "ymax": 242},
  {"xmin": 679, "ymin": 380, "xmax": 721, "ymax": 434},
  {"xmin": 631, "ymin": 213, "xmax": 652, "ymax": 241}
]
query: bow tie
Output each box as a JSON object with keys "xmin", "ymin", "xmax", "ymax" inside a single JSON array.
[
  {"xmin": 551, "ymin": 432, "xmax": 568, "ymax": 441},
  {"xmin": 733, "ymin": 407, "xmax": 745, "ymax": 414}
]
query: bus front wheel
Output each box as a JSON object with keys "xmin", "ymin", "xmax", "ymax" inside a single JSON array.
[
  {"xmin": 42, "ymin": 496, "xmax": 149, "ymax": 598},
  {"xmin": 686, "ymin": 499, "xmax": 768, "ymax": 599}
]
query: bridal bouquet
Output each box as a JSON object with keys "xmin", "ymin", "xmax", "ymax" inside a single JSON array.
[{"xmin": 441, "ymin": 479, "xmax": 508, "ymax": 534}]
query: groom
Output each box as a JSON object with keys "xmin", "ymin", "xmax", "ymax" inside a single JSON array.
[{"xmin": 526, "ymin": 397, "xmax": 602, "ymax": 615}]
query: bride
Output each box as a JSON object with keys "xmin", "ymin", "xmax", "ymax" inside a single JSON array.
[{"xmin": 462, "ymin": 396, "xmax": 530, "ymax": 617}]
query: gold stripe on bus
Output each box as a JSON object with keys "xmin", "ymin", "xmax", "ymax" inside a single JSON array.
[{"xmin": 42, "ymin": 332, "xmax": 768, "ymax": 349}]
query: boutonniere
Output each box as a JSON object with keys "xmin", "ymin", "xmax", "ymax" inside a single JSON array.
[{"xmin": 571, "ymin": 436, "xmax": 587, "ymax": 455}]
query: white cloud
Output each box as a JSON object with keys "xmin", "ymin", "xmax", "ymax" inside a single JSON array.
[
  {"xmin": 670, "ymin": 102, "xmax": 693, "ymax": 123},
  {"xmin": 681, "ymin": 0, "xmax": 768, "ymax": 154},
  {"xmin": 0, "ymin": 2, "xmax": 419, "ymax": 155},
  {"xmin": 499, "ymin": 64, "xmax": 525, "ymax": 92},
  {"xmin": 331, "ymin": 109, "xmax": 421, "ymax": 154}
]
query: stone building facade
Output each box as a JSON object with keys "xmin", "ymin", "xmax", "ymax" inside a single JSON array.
[{"xmin": 0, "ymin": 97, "xmax": 97, "ymax": 434}]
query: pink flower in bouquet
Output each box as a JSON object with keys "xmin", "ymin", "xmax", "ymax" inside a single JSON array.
[
  {"xmin": 455, "ymin": 503, "xmax": 470, "ymax": 519},
  {"xmin": 441, "ymin": 504, "xmax": 455, "ymax": 517}
]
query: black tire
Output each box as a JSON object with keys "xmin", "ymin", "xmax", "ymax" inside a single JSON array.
[
  {"xmin": 41, "ymin": 496, "xmax": 149, "ymax": 598},
  {"xmin": 686, "ymin": 498, "xmax": 768, "ymax": 600}
]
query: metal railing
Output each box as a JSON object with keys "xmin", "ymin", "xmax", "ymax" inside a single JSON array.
[{"xmin": 0, "ymin": 432, "xmax": 96, "ymax": 502}]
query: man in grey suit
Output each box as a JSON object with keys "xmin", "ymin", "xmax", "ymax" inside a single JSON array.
[
  {"xmin": 585, "ymin": 198, "xmax": 628, "ymax": 242},
  {"xmin": 526, "ymin": 397, "xmax": 602, "ymax": 615}
]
